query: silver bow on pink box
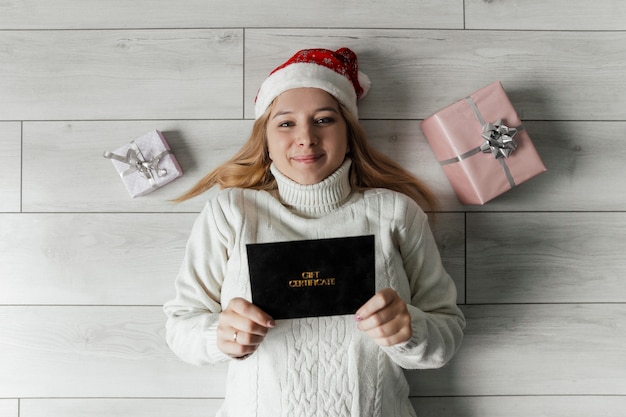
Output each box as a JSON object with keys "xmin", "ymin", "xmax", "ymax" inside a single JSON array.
[{"xmin": 480, "ymin": 119, "xmax": 519, "ymax": 159}]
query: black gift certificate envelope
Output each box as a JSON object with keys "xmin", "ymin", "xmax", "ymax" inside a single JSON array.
[{"xmin": 246, "ymin": 235, "xmax": 375, "ymax": 320}]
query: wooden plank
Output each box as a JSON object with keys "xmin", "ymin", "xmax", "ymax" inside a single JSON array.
[
  {"xmin": 0, "ymin": 211, "xmax": 463, "ymax": 305},
  {"xmin": 3, "ymin": 301, "xmax": 625, "ymax": 399},
  {"xmin": 0, "ymin": 30, "xmax": 242, "ymax": 121},
  {"xmin": 466, "ymin": 212, "xmax": 626, "ymax": 303},
  {"xmin": 0, "ymin": 306, "xmax": 227, "ymax": 398},
  {"xmin": 0, "ymin": 0, "xmax": 463, "ymax": 30},
  {"xmin": 0, "ymin": 123, "xmax": 21, "ymax": 212},
  {"xmin": 0, "ymin": 213, "xmax": 195, "ymax": 305},
  {"xmin": 21, "ymin": 399, "xmax": 222, "ymax": 417},
  {"xmin": 245, "ymin": 29, "xmax": 626, "ymax": 121},
  {"xmin": 411, "ymin": 396, "xmax": 626, "ymax": 417},
  {"xmin": 23, "ymin": 119, "xmax": 626, "ymax": 212},
  {"xmin": 22, "ymin": 120, "xmax": 253, "ymax": 213},
  {"xmin": 466, "ymin": 0, "xmax": 626, "ymax": 30},
  {"xmin": 428, "ymin": 213, "xmax": 465, "ymax": 304},
  {"xmin": 6, "ymin": 304, "xmax": 619, "ymax": 398},
  {"xmin": 16, "ymin": 396, "xmax": 626, "ymax": 417},
  {"xmin": 364, "ymin": 120, "xmax": 626, "ymax": 212},
  {"xmin": 23, "ymin": 120, "xmax": 626, "ymax": 212},
  {"xmin": 368, "ymin": 120, "xmax": 626, "ymax": 212},
  {"xmin": 460, "ymin": 121, "xmax": 626, "ymax": 212},
  {"xmin": 0, "ymin": 400, "xmax": 18, "ymax": 417},
  {"xmin": 406, "ymin": 304, "xmax": 626, "ymax": 396}
]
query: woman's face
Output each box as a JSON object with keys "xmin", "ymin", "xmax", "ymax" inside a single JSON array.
[{"xmin": 266, "ymin": 88, "xmax": 349, "ymax": 185}]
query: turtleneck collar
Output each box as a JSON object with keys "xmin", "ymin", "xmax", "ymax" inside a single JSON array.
[{"xmin": 270, "ymin": 159, "xmax": 353, "ymax": 218}]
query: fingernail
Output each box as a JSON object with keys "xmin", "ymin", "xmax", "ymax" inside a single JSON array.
[
  {"xmin": 355, "ymin": 314, "xmax": 362, "ymax": 322},
  {"xmin": 267, "ymin": 320, "xmax": 275, "ymax": 328}
]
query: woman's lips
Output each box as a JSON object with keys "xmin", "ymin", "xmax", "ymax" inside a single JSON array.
[{"xmin": 291, "ymin": 154, "xmax": 324, "ymax": 163}]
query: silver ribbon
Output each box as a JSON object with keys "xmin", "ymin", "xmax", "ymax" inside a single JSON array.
[
  {"xmin": 439, "ymin": 96, "xmax": 523, "ymax": 190},
  {"xmin": 103, "ymin": 141, "xmax": 172, "ymax": 188},
  {"xmin": 480, "ymin": 119, "xmax": 519, "ymax": 159}
]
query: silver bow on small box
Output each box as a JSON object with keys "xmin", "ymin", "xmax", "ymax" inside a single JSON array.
[
  {"xmin": 103, "ymin": 130, "xmax": 183, "ymax": 198},
  {"xmin": 480, "ymin": 119, "xmax": 519, "ymax": 159},
  {"xmin": 104, "ymin": 146, "xmax": 170, "ymax": 180}
]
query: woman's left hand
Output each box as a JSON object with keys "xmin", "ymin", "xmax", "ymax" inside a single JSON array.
[{"xmin": 355, "ymin": 288, "xmax": 412, "ymax": 347}]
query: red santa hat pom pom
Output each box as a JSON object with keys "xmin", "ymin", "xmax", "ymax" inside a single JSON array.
[{"xmin": 254, "ymin": 47, "xmax": 370, "ymax": 120}]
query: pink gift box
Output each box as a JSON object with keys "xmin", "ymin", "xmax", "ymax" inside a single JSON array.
[
  {"xmin": 104, "ymin": 130, "xmax": 183, "ymax": 198},
  {"xmin": 421, "ymin": 81, "xmax": 547, "ymax": 205}
]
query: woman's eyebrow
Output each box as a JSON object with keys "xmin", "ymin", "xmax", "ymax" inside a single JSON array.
[
  {"xmin": 315, "ymin": 107, "xmax": 340, "ymax": 114},
  {"xmin": 271, "ymin": 110, "xmax": 292, "ymax": 120},
  {"xmin": 272, "ymin": 107, "xmax": 339, "ymax": 120}
]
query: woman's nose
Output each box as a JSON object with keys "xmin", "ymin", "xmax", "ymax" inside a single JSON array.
[{"xmin": 295, "ymin": 124, "xmax": 318, "ymax": 146}]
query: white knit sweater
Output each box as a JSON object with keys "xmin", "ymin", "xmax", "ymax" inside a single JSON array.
[{"xmin": 164, "ymin": 160, "xmax": 465, "ymax": 417}]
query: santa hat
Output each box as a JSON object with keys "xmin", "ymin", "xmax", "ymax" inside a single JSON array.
[{"xmin": 254, "ymin": 47, "xmax": 371, "ymax": 120}]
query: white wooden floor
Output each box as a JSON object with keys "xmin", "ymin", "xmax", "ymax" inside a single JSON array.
[{"xmin": 1, "ymin": 1, "xmax": 626, "ymax": 416}]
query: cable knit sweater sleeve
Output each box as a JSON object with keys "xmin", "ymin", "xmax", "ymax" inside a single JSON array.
[
  {"xmin": 382, "ymin": 197, "xmax": 466, "ymax": 370},
  {"xmin": 163, "ymin": 198, "xmax": 233, "ymax": 365}
]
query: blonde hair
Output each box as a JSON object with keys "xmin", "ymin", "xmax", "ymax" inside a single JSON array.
[{"xmin": 174, "ymin": 100, "xmax": 437, "ymax": 212}]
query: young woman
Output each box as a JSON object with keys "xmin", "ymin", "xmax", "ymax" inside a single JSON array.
[{"xmin": 164, "ymin": 47, "xmax": 465, "ymax": 417}]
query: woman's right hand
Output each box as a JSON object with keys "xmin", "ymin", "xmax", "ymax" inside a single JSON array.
[{"xmin": 217, "ymin": 297, "xmax": 275, "ymax": 359}]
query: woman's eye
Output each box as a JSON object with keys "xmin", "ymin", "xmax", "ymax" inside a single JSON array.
[
  {"xmin": 316, "ymin": 117, "xmax": 334, "ymax": 125},
  {"xmin": 278, "ymin": 121, "xmax": 293, "ymax": 128}
]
